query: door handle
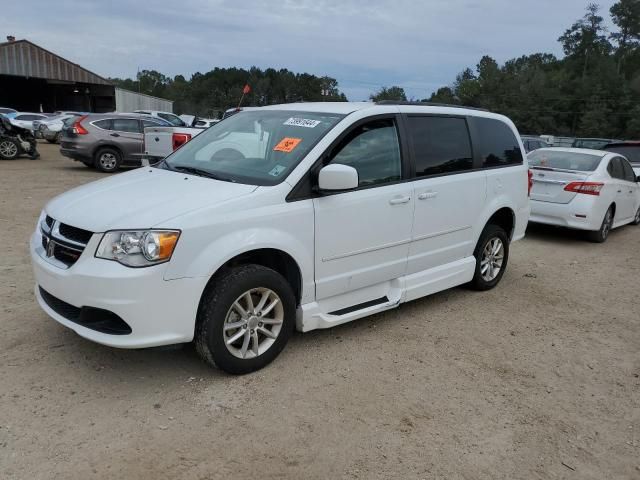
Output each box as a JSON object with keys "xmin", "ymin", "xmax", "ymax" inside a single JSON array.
[
  {"xmin": 110, "ymin": 133, "xmax": 120, "ymax": 137},
  {"xmin": 617, "ymin": 189, "xmax": 622, "ymax": 193},
  {"xmin": 389, "ymin": 196, "xmax": 411, "ymax": 205},
  {"xmin": 418, "ymin": 192, "xmax": 438, "ymax": 200}
]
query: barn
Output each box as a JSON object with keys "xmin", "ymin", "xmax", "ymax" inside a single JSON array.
[{"xmin": 0, "ymin": 37, "xmax": 172, "ymax": 113}]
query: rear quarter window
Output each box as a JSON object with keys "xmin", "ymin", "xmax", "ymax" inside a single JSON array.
[
  {"xmin": 472, "ymin": 117, "xmax": 523, "ymax": 168},
  {"xmin": 92, "ymin": 119, "xmax": 112, "ymax": 130}
]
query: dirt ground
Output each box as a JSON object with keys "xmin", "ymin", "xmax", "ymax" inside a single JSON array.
[{"xmin": 1, "ymin": 143, "xmax": 639, "ymax": 479}]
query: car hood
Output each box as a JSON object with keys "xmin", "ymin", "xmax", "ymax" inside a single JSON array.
[{"xmin": 46, "ymin": 167, "xmax": 258, "ymax": 232}]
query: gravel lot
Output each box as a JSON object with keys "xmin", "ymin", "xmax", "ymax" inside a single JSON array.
[{"xmin": 1, "ymin": 143, "xmax": 639, "ymax": 479}]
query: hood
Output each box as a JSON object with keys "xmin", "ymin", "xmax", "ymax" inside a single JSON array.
[{"xmin": 46, "ymin": 167, "xmax": 258, "ymax": 232}]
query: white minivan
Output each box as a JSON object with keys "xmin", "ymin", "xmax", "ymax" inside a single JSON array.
[{"xmin": 31, "ymin": 102, "xmax": 530, "ymax": 374}]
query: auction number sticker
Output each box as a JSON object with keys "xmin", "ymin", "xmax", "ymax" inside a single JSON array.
[
  {"xmin": 283, "ymin": 117, "xmax": 321, "ymax": 128},
  {"xmin": 274, "ymin": 137, "xmax": 302, "ymax": 153}
]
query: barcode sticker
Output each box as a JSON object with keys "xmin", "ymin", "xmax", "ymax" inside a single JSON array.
[{"xmin": 283, "ymin": 117, "xmax": 321, "ymax": 128}]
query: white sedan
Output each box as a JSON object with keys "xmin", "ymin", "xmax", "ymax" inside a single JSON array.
[
  {"xmin": 529, "ymin": 148, "xmax": 640, "ymax": 242},
  {"xmin": 10, "ymin": 112, "xmax": 49, "ymax": 131}
]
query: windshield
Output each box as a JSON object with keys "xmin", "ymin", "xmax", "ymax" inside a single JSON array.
[
  {"xmin": 162, "ymin": 110, "xmax": 344, "ymax": 185},
  {"xmin": 605, "ymin": 145, "xmax": 640, "ymax": 165},
  {"xmin": 528, "ymin": 150, "xmax": 604, "ymax": 172}
]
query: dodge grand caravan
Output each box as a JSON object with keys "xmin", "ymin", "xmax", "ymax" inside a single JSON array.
[{"xmin": 31, "ymin": 102, "xmax": 530, "ymax": 374}]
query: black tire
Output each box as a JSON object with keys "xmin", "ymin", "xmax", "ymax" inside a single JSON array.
[
  {"xmin": 587, "ymin": 206, "xmax": 614, "ymax": 243},
  {"xmin": 469, "ymin": 224, "xmax": 510, "ymax": 291},
  {"xmin": 0, "ymin": 137, "xmax": 20, "ymax": 160},
  {"xmin": 94, "ymin": 147, "xmax": 122, "ymax": 173},
  {"xmin": 632, "ymin": 206, "xmax": 640, "ymax": 226},
  {"xmin": 195, "ymin": 264, "xmax": 296, "ymax": 375}
]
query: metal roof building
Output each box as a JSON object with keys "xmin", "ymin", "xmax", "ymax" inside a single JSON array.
[{"xmin": 0, "ymin": 38, "xmax": 172, "ymax": 113}]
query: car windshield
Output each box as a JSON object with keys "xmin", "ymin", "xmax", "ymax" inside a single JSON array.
[
  {"xmin": 528, "ymin": 150, "xmax": 604, "ymax": 171},
  {"xmin": 605, "ymin": 145, "xmax": 640, "ymax": 165},
  {"xmin": 162, "ymin": 110, "xmax": 344, "ymax": 185}
]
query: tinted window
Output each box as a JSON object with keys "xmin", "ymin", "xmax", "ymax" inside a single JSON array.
[
  {"xmin": 604, "ymin": 145, "xmax": 640, "ymax": 164},
  {"xmin": 111, "ymin": 119, "xmax": 141, "ymax": 133},
  {"xmin": 529, "ymin": 150, "xmax": 603, "ymax": 171},
  {"xmin": 93, "ymin": 119, "xmax": 111, "ymax": 130},
  {"xmin": 16, "ymin": 114, "xmax": 39, "ymax": 120},
  {"xmin": 330, "ymin": 119, "xmax": 401, "ymax": 187},
  {"xmin": 407, "ymin": 116, "xmax": 473, "ymax": 177},
  {"xmin": 607, "ymin": 157, "xmax": 625, "ymax": 179},
  {"xmin": 0, "ymin": 108, "xmax": 15, "ymax": 114},
  {"xmin": 474, "ymin": 118, "xmax": 523, "ymax": 167},
  {"xmin": 621, "ymin": 158, "xmax": 636, "ymax": 182}
]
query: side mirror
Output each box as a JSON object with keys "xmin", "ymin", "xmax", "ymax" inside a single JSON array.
[{"xmin": 318, "ymin": 164, "xmax": 359, "ymax": 192}]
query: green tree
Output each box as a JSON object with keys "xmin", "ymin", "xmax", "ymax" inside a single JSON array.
[
  {"xmin": 610, "ymin": 0, "xmax": 640, "ymax": 74},
  {"xmin": 369, "ymin": 86, "xmax": 407, "ymax": 102}
]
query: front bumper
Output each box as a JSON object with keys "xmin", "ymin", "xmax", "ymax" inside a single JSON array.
[
  {"xmin": 30, "ymin": 229, "xmax": 207, "ymax": 348},
  {"xmin": 529, "ymin": 196, "xmax": 603, "ymax": 231}
]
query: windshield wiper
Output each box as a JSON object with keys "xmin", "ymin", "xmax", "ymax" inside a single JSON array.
[{"xmin": 171, "ymin": 165, "xmax": 234, "ymax": 182}]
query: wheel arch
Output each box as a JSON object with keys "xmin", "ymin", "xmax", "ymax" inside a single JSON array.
[
  {"xmin": 201, "ymin": 248, "xmax": 304, "ymax": 307},
  {"xmin": 486, "ymin": 207, "xmax": 516, "ymax": 239},
  {"xmin": 91, "ymin": 143, "xmax": 124, "ymax": 161}
]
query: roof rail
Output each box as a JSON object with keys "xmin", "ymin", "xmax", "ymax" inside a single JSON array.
[{"xmin": 375, "ymin": 100, "xmax": 489, "ymax": 112}]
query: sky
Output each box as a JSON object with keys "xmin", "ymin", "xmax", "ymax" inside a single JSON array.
[{"xmin": 3, "ymin": 0, "xmax": 618, "ymax": 101}]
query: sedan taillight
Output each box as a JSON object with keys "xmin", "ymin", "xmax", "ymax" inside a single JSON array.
[
  {"xmin": 564, "ymin": 182, "xmax": 604, "ymax": 196},
  {"xmin": 528, "ymin": 170, "xmax": 533, "ymax": 197}
]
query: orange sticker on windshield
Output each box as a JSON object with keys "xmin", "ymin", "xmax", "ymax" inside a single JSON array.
[{"xmin": 274, "ymin": 137, "xmax": 302, "ymax": 153}]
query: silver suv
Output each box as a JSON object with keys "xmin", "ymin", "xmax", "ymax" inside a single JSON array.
[{"xmin": 60, "ymin": 113, "xmax": 170, "ymax": 172}]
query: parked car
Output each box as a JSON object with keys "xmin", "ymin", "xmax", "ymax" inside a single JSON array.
[
  {"xmin": 34, "ymin": 114, "xmax": 80, "ymax": 143},
  {"xmin": 521, "ymin": 136, "xmax": 549, "ymax": 153},
  {"xmin": 60, "ymin": 113, "xmax": 171, "ymax": 172},
  {"xmin": 528, "ymin": 148, "xmax": 640, "ymax": 242},
  {"xmin": 603, "ymin": 142, "xmax": 640, "ymax": 175},
  {"xmin": 31, "ymin": 102, "xmax": 530, "ymax": 374},
  {"xmin": 0, "ymin": 107, "xmax": 18, "ymax": 118},
  {"xmin": 10, "ymin": 113, "xmax": 49, "ymax": 131},
  {"xmin": 572, "ymin": 138, "xmax": 617, "ymax": 150},
  {"xmin": 0, "ymin": 115, "xmax": 40, "ymax": 160},
  {"xmin": 133, "ymin": 110, "xmax": 186, "ymax": 127}
]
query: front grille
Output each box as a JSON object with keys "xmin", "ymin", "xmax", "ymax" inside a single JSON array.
[
  {"xmin": 39, "ymin": 287, "xmax": 132, "ymax": 335},
  {"xmin": 40, "ymin": 216, "xmax": 93, "ymax": 268},
  {"xmin": 59, "ymin": 223, "xmax": 93, "ymax": 244}
]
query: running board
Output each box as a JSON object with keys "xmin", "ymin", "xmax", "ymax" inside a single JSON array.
[{"xmin": 328, "ymin": 296, "xmax": 389, "ymax": 316}]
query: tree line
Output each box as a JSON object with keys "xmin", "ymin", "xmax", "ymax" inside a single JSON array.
[
  {"xmin": 111, "ymin": 68, "xmax": 346, "ymax": 118},
  {"xmin": 372, "ymin": 1, "xmax": 640, "ymax": 138}
]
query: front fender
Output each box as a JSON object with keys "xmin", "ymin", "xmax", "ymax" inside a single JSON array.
[{"xmin": 165, "ymin": 225, "xmax": 315, "ymax": 304}]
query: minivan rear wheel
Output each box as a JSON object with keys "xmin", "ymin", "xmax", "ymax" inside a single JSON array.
[
  {"xmin": 195, "ymin": 264, "xmax": 295, "ymax": 375},
  {"xmin": 469, "ymin": 224, "xmax": 509, "ymax": 291},
  {"xmin": 94, "ymin": 147, "xmax": 122, "ymax": 173}
]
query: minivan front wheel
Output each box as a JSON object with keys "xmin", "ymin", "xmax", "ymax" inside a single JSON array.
[
  {"xmin": 94, "ymin": 148, "xmax": 122, "ymax": 173},
  {"xmin": 195, "ymin": 264, "xmax": 295, "ymax": 374},
  {"xmin": 469, "ymin": 224, "xmax": 509, "ymax": 291}
]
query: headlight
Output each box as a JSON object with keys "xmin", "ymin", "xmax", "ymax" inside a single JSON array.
[{"xmin": 96, "ymin": 230, "xmax": 180, "ymax": 267}]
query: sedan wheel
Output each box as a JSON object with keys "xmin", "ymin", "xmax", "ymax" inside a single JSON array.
[
  {"xmin": 588, "ymin": 207, "xmax": 614, "ymax": 243},
  {"xmin": 0, "ymin": 139, "xmax": 19, "ymax": 159},
  {"xmin": 633, "ymin": 206, "xmax": 640, "ymax": 226}
]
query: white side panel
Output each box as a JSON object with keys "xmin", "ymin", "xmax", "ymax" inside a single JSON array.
[{"xmin": 115, "ymin": 88, "xmax": 173, "ymax": 113}]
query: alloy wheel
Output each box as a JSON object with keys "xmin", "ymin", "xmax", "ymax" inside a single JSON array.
[
  {"xmin": 602, "ymin": 209, "xmax": 613, "ymax": 239},
  {"xmin": 480, "ymin": 237, "xmax": 504, "ymax": 282},
  {"xmin": 99, "ymin": 153, "xmax": 117, "ymax": 170},
  {"xmin": 0, "ymin": 140, "xmax": 18, "ymax": 158},
  {"xmin": 223, "ymin": 288, "xmax": 284, "ymax": 359}
]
